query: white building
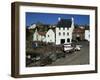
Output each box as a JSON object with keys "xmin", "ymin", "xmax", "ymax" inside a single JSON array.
[
  {"xmin": 33, "ymin": 17, "xmax": 74, "ymax": 45},
  {"xmin": 33, "ymin": 29, "xmax": 46, "ymax": 42},
  {"xmin": 45, "ymin": 29, "xmax": 55, "ymax": 43},
  {"xmin": 33, "ymin": 29, "xmax": 55, "ymax": 43},
  {"xmin": 55, "ymin": 17, "xmax": 74, "ymax": 45},
  {"xmin": 85, "ymin": 30, "xmax": 90, "ymax": 41}
]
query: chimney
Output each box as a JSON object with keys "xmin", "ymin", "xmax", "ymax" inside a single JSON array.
[
  {"xmin": 72, "ymin": 17, "xmax": 74, "ymax": 22},
  {"xmin": 58, "ymin": 17, "xmax": 61, "ymax": 21},
  {"xmin": 71, "ymin": 17, "xmax": 74, "ymax": 31}
]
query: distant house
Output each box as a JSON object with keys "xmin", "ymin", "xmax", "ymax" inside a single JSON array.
[
  {"xmin": 45, "ymin": 29, "xmax": 55, "ymax": 43},
  {"xmin": 55, "ymin": 17, "xmax": 74, "ymax": 45},
  {"xmin": 33, "ymin": 29, "xmax": 46, "ymax": 42},
  {"xmin": 33, "ymin": 29, "xmax": 55, "ymax": 43},
  {"xmin": 85, "ymin": 30, "xmax": 90, "ymax": 41},
  {"xmin": 73, "ymin": 27, "xmax": 85, "ymax": 41}
]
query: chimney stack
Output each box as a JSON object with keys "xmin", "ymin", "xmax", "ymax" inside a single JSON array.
[{"xmin": 58, "ymin": 17, "xmax": 61, "ymax": 21}]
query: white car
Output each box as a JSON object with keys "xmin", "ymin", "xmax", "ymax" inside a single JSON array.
[
  {"xmin": 75, "ymin": 45, "xmax": 81, "ymax": 51},
  {"xmin": 63, "ymin": 44, "xmax": 74, "ymax": 53}
]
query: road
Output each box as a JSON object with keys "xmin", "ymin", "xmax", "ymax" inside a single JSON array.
[{"xmin": 49, "ymin": 41, "xmax": 89, "ymax": 66}]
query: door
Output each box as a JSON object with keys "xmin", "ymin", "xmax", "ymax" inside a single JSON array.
[
  {"xmin": 67, "ymin": 38, "xmax": 70, "ymax": 42},
  {"xmin": 61, "ymin": 39, "xmax": 65, "ymax": 44},
  {"xmin": 76, "ymin": 36, "xmax": 80, "ymax": 41}
]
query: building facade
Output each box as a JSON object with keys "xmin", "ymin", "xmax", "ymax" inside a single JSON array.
[
  {"xmin": 85, "ymin": 30, "xmax": 90, "ymax": 41},
  {"xmin": 33, "ymin": 17, "xmax": 74, "ymax": 45},
  {"xmin": 72, "ymin": 27, "xmax": 85, "ymax": 41},
  {"xmin": 45, "ymin": 29, "xmax": 55, "ymax": 43},
  {"xmin": 55, "ymin": 17, "xmax": 74, "ymax": 45},
  {"xmin": 33, "ymin": 29, "xmax": 46, "ymax": 42}
]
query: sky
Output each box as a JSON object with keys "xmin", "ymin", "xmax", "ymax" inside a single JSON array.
[{"xmin": 26, "ymin": 12, "xmax": 89, "ymax": 27}]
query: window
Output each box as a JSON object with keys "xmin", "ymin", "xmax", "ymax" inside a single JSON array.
[
  {"xmin": 88, "ymin": 34, "xmax": 90, "ymax": 38},
  {"xmin": 67, "ymin": 32, "xmax": 69, "ymax": 36},
  {"xmin": 59, "ymin": 27, "xmax": 61, "ymax": 30},
  {"xmin": 63, "ymin": 32, "xmax": 65, "ymax": 36},
  {"xmin": 48, "ymin": 35, "xmax": 49, "ymax": 37},
  {"xmin": 59, "ymin": 32, "xmax": 61, "ymax": 36},
  {"xmin": 67, "ymin": 38, "xmax": 70, "ymax": 42}
]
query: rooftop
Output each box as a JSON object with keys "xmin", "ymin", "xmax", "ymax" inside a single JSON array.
[{"xmin": 57, "ymin": 19, "xmax": 72, "ymax": 28}]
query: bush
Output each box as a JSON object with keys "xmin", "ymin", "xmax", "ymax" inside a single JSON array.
[{"xmin": 40, "ymin": 56, "xmax": 53, "ymax": 66}]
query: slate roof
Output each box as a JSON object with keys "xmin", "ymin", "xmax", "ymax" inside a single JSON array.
[{"xmin": 57, "ymin": 19, "xmax": 72, "ymax": 28}]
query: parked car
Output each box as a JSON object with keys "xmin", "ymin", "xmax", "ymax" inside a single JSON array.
[
  {"xmin": 74, "ymin": 45, "xmax": 81, "ymax": 51},
  {"xmin": 63, "ymin": 44, "xmax": 74, "ymax": 53}
]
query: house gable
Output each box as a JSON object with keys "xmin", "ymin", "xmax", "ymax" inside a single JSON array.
[
  {"xmin": 46, "ymin": 29, "xmax": 55, "ymax": 43},
  {"xmin": 55, "ymin": 17, "xmax": 74, "ymax": 45}
]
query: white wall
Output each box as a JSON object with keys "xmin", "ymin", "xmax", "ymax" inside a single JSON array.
[
  {"xmin": 46, "ymin": 29, "xmax": 55, "ymax": 43},
  {"xmin": 85, "ymin": 30, "xmax": 90, "ymax": 41},
  {"xmin": 33, "ymin": 30, "xmax": 38, "ymax": 41},
  {"xmin": 33, "ymin": 30, "xmax": 45, "ymax": 42},
  {"xmin": 56, "ymin": 27, "xmax": 72, "ymax": 44},
  {"xmin": 56, "ymin": 18, "xmax": 74, "ymax": 45},
  {"xmin": 0, "ymin": 0, "xmax": 100, "ymax": 80}
]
